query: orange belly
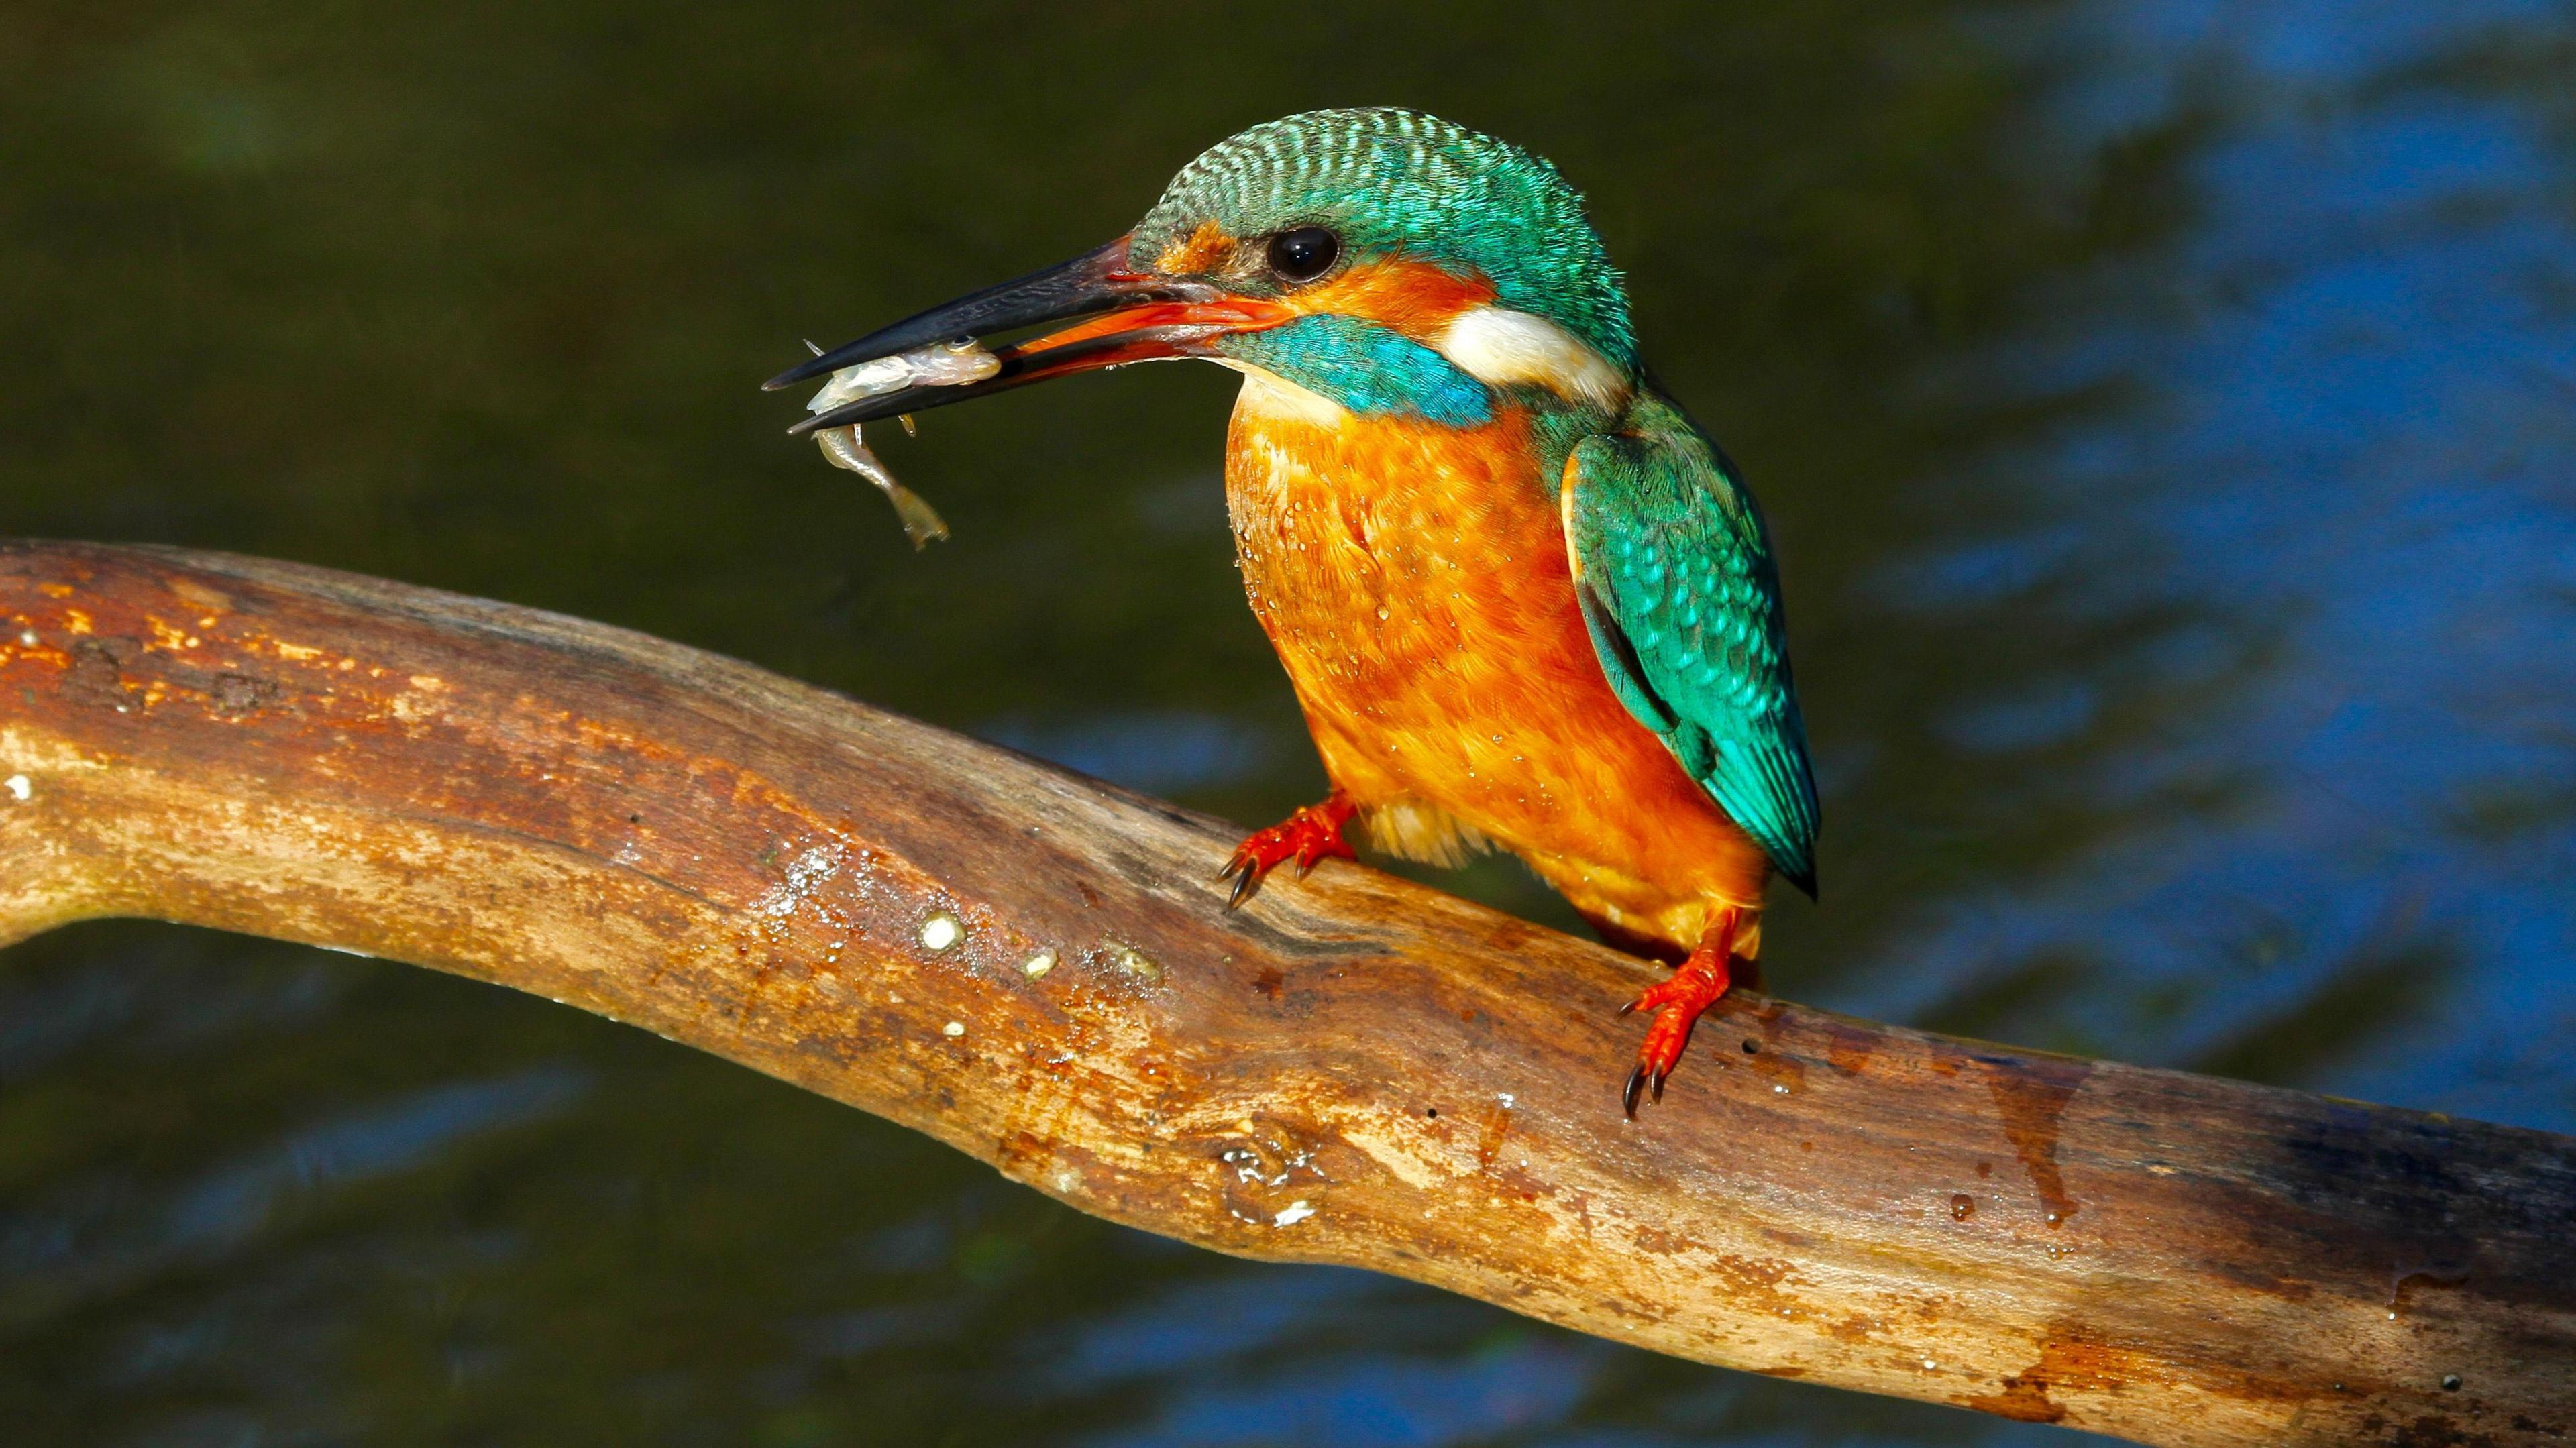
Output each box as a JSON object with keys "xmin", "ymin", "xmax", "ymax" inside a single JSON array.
[{"xmin": 1224, "ymin": 376, "xmax": 1774, "ymax": 954}]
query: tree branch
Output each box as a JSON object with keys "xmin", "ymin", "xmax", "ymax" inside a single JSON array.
[{"xmin": 1, "ymin": 540, "xmax": 2567, "ymax": 1447}]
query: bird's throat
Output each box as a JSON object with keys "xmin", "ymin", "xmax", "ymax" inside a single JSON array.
[{"xmin": 1220, "ymin": 360, "xmax": 1350, "ymax": 429}]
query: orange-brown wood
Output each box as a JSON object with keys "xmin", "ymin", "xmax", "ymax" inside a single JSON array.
[{"xmin": 0, "ymin": 539, "xmax": 2569, "ymax": 1448}]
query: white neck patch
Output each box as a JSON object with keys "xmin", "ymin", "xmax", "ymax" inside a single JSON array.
[{"xmin": 1436, "ymin": 306, "xmax": 1631, "ymax": 412}]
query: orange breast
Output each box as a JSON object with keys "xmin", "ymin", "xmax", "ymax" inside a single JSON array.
[{"xmin": 1224, "ymin": 381, "xmax": 1773, "ymax": 952}]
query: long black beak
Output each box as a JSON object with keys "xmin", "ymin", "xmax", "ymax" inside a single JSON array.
[{"xmin": 764, "ymin": 236, "xmax": 1275, "ymax": 433}]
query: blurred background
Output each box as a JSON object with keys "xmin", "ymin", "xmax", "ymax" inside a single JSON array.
[{"xmin": 3, "ymin": 1, "xmax": 2573, "ymax": 1443}]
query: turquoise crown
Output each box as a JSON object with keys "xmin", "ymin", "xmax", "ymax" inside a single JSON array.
[{"xmin": 1132, "ymin": 108, "xmax": 1637, "ymax": 372}]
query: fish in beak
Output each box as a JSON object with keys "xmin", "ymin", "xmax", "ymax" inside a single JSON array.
[{"xmin": 766, "ymin": 236, "xmax": 1291, "ymax": 433}]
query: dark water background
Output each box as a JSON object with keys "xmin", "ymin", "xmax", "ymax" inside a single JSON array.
[{"xmin": 5, "ymin": 1, "xmax": 2574, "ymax": 1443}]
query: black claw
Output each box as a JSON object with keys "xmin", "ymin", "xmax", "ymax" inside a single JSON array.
[
  {"xmin": 1622, "ymin": 1065, "xmax": 1648, "ymax": 1118},
  {"xmin": 1650, "ymin": 1069, "xmax": 1668, "ymax": 1105},
  {"xmin": 1617, "ymin": 999, "xmax": 1639, "ymax": 1017},
  {"xmin": 1226, "ymin": 864, "xmax": 1263, "ymax": 911}
]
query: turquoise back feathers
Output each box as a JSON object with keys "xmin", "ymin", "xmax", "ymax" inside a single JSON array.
[{"xmin": 1566, "ymin": 396, "xmax": 1821, "ymax": 893}]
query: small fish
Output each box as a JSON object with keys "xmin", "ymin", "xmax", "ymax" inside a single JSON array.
[
  {"xmin": 814, "ymin": 424, "xmax": 952, "ymax": 549},
  {"xmin": 803, "ymin": 339, "xmax": 1000, "ymax": 548}
]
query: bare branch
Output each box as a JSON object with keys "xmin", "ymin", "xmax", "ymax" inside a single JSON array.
[{"xmin": 1, "ymin": 540, "xmax": 2567, "ymax": 1447}]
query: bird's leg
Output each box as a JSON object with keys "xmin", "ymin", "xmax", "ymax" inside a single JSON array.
[
  {"xmin": 1217, "ymin": 791, "xmax": 1358, "ymax": 909},
  {"xmin": 1619, "ymin": 911, "xmax": 1745, "ymax": 1117}
]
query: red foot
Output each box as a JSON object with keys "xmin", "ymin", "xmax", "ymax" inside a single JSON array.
[
  {"xmin": 1620, "ymin": 914, "xmax": 1744, "ymax": 1117},
  {"xmin": 1217, "ymin": 793, "xmax": 1358, "ymax": 909}
]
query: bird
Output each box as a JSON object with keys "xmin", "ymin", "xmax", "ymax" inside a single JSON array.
[{"xmin": 766, "ymin": 108, "xmax": 1820, "ymax": 1115}]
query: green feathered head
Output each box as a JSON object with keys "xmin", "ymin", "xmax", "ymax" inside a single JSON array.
[{"xmin": 1132, "ymin": 108, "xmax": 1637, "ymax": 372}]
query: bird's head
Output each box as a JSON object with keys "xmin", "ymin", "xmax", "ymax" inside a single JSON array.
[{"xmin": 769, "ymin": 108, "xmax": 1638, "ymax": 433}]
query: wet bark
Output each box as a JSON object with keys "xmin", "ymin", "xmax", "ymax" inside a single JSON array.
[{"xmin": 1, "ymin": 540, "xmax": 2568, "ymax": 1447}]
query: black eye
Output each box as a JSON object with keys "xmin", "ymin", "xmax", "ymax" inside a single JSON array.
[{"xmin": 1265, "ymin": 226, "xmax": 1340, "ymax": 284}]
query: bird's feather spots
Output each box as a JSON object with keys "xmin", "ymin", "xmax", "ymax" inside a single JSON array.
[
  {"xmin": 1133, "ymin": 107, "xmax": 1638, "ymax": 370},
  {"xmin": 1562, "ymin": 400, "xmax": 1821, "ymax": 893}
]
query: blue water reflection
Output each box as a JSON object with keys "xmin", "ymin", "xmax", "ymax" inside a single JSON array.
[
  {"xmin": 1097, "ymin": 1340, "xmax": 1598, "ymax": 1448},
  {"xmin": 1851, "ymin": 0, "xmax": 2576, "ymax": 1138}
]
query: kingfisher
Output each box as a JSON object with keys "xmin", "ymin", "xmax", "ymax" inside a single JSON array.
[{"xmin": 767, "ymin": 109, "xmax": 1820, "ymax": 1114}]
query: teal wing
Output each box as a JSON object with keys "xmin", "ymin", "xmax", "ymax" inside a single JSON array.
[{"xmin": 1562, "ymin": 398, "xmax": 1820, "ymax": 894}]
